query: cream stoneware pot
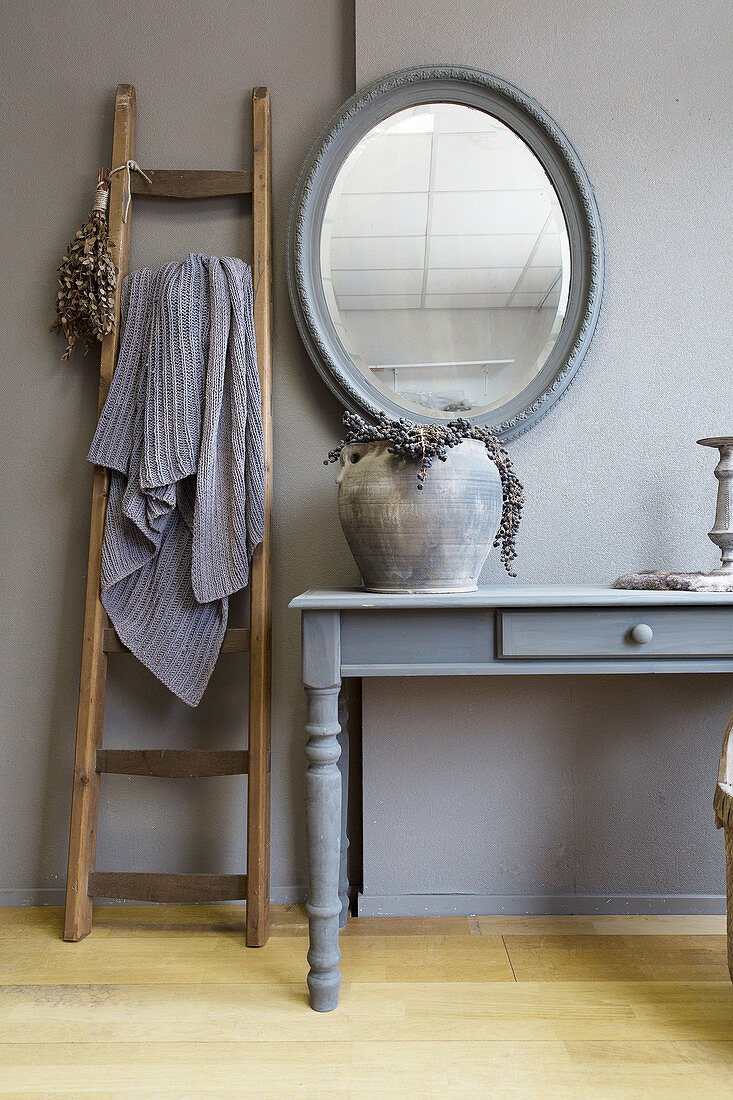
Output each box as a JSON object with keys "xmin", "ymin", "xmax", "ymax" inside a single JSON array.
[{"xmin": 336, "ymin": 438, "xmax": 502, "ymax": 593}]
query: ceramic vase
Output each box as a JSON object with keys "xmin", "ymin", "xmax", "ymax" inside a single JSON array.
[{"xmin": 336, "ymin": 438, "xmax": 502, "ymax": 593}]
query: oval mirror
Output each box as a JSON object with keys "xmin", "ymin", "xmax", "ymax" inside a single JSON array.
[{"xmin": 288, "ymin": 68, "xmax": 604, "ymax": 439}]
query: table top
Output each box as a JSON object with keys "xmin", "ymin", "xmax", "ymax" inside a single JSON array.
[{"xmin": 290, "ymin": 584, "xmax": 733, "ymax": 610}]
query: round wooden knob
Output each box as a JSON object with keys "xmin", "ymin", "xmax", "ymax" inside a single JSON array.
[{"xmin": 630, "ymin": 623, "xmax": 654, "ymax": 644}]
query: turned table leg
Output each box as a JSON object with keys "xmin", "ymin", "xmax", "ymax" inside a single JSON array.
[
  {"xmin": 303, "ymin": 611, "xmax": 342, "ymax": 1012},
  {"xmin": 338, "ymin": 688, "xmax": 350, "ymax": 928}
]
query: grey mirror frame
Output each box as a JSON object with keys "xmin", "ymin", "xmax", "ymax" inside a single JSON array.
[{"xmin": 287, "ymin": 66, "xmax": 605, "ymax": 440}]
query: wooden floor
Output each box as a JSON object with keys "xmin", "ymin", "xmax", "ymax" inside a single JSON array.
[{"xmin": 1, "ymin": 906, "xmax": 732, "ymax": 1097}]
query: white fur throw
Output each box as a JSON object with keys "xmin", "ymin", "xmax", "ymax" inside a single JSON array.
[{"xmin": 614, "ymin": 570, "xmax": 733, "ymax": 593}]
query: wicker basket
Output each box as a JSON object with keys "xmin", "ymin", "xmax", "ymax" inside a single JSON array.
[{"xmin": 714, "ymin": 709, "xmax": 733, "ymax": 983}]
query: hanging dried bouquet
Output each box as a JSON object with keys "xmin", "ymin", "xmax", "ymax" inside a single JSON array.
[{"xmin": 51, "ymin": 171, "xmax": 116, "ymax": 360}]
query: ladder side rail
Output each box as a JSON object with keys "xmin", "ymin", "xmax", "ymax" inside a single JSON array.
[
  {"xmin": 246, "ymin": 87, "xmax": 273, "ymax": 947},
  {"xmin": 64, "ymin": 84, "xmax": 137, "ymax": 942}
]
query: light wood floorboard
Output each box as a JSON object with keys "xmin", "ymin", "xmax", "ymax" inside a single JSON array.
[{"xmin": 0, "ymin": 906, "xmax": 731, "ymax": 1097}]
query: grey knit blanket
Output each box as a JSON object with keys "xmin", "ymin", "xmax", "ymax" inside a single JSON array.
[{"xmin": 88, "ymin": 254, "xmax": 265, "ymax": 706}]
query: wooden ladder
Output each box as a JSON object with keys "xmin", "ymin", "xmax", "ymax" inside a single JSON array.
[{"xmin": 63, "ymin": 84, "xmax": 273, "ymax": 947}]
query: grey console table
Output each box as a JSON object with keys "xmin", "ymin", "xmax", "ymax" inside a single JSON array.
[{"xmin": 289, "ymin": 585, "xmax": 733, "ymax": 1011}]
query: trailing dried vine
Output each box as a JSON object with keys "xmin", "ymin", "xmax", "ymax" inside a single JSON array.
[{"xmin": 325, "ymin": 411, "xmax": 524, "ymax": 575}]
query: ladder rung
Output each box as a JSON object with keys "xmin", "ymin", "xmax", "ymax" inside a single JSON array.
[
  {"xmin": 103, "ymin": 626, "xmax": 250, "ymax": 654},
  {"xmin": 96, "ymin": 749, "xmax": 249, "ymax": 777},
  {"xmin": 222, "ymin": 628, "xmax": 252, "ymax": 653},
  {"xmin": 88, "ymin": 871, "xmax": 247, "ymax": 903},
  {"xmin": 131, "ymin": 169, "xmax": 253, "ymax": 199}
]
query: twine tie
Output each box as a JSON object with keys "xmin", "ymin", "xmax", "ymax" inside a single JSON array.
[{"xmin": 109, "ymin": 160, "xmax": 153, "ymax": 222}]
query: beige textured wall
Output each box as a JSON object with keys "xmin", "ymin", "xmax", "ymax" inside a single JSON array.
[{"xmin": 0, "ymin": 0, "xmax": 357, "ymax": 901}]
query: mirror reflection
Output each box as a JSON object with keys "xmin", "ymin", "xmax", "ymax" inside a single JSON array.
[{"xmin": 321, "ymin": 103, "xmax": 570, "ymax": 419}]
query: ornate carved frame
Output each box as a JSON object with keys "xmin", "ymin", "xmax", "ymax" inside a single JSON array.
[{"xmin": 286, "ymin": 66, "xmax": 605, "ymax": 440}]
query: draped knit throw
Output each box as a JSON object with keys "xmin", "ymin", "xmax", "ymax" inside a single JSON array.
[{"xmin": 88, "ymin": 254, "xmax": 265, "ymax": 706}]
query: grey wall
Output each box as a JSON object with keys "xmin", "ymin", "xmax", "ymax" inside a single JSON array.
[
  {"xmin": 355, "ymin": 0, "xmax": 733, "ymax": 909},
  {"xmin": 0, "ymin": 0, "xmax": 731, "ymax": 912},
  {"xmin": 0, "ymin": 0, "xmax": 357, "ymax": 903}
]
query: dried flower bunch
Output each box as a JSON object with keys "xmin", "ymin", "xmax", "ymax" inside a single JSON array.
[
  {"xmin": 51, "ymin": 173, "xmax": 116, "ymax": 360},
  {"xmin": 325, "ymin": 411, "xmax": 524, "ymax": 575}
]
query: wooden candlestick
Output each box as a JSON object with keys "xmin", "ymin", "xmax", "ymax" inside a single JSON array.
[{"xmin": 698, "ymin": 437, "xmax": 733, "ymax": 575}]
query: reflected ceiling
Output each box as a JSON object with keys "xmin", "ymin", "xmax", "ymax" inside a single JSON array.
[{"xmin": 320, "ymin": 103, "xmax": 570, "ymax": 417}]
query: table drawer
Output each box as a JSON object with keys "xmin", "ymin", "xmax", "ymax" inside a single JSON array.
[
  {"xmin": 341, "ymin": 608, "xmax": 493, "ymax": 668},
  {"xmin": 497, "ymin": 608, "xmax": 733, "ymax": 659}
]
